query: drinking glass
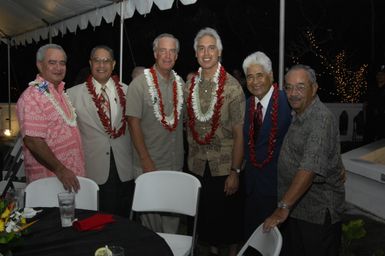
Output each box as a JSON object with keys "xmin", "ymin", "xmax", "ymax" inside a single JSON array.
[
  {"xmin": 57, "ymin": 192, "xmax": 75, "ymax": 227},
  {"xmin": 14, "ymin": 187, "xmax": 25, "ymax": 209}
]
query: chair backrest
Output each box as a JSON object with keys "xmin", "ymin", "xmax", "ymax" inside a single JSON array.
[
  {"xmin": 130, "ymin": 171, "xmax": 201, "ymax": 256},
  {"xmin": 25, "ymin": 176, "xmax": 99, "ymax": 211},
  {"xmin": 1, "ymin": 158, "xmax": 25, "ymax": 198},
  {"xmin": 237, "ymin": 224, "xmax": 282, "ymax": 256},
  {"xmin": 0, "ymin": 180, "xmax": 26, "ymax": 195},
  {"xmin": 131, "ymin": 170, "xmax": 201, "ymax": 216},
  {"xmin": 2, "ymin": 136, "xmax": 23, "ymax": 180}
]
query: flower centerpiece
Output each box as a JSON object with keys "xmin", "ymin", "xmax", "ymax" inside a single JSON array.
[{"xmin": 0, "ymin": 197, "xmax": 35, "ymax": 255}]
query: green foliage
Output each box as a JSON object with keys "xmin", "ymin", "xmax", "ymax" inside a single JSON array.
[
  {"xmin": 0, "ymin": 199, "xmax": 7, "ymax": 213},
  {"xmin": 341, "ymin": 219, "xmax": 366, "ymax": 256},
  {"xmin": 342, "ymin": 219, "xmax": 367, "ymax": 241}
]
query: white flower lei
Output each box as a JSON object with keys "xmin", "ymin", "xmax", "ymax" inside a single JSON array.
[
  {"xmin": 191, "ymin": 63, "xmax": 222, "ymax": 122},
  {"xmin": 29, "ymin": 80, "xmax": 77, "ymax": 127},
  {"xmin": 144, "ymin": 68, "xmax": 183, "ymax": 126}
]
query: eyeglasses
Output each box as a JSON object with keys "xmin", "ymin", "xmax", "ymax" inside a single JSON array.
[
  {"xmin": 284, "ymin": 84, "xmax": 307, "ymax": 93},
  {"xmin": 91, "ymin": 58, "xmax": 113, "ymax": 65}
]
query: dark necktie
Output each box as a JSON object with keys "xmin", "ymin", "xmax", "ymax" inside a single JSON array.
[{"xmin": 253, "ymin": 102, "xmax": 263, "ymax": 140}]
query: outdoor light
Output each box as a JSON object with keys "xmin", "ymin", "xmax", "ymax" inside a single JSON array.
[{"xmin": 3, "ymin": 129, "xmax": 12, "ymax": 137}]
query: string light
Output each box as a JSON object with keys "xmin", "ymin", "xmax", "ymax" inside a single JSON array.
[
  {"xmin": 303, "ymin": 30, "xmax": 368, "ymax": 103},
  {"xmin": 3, "ymin": 129, "xmax": 12, "ymax": 137}
]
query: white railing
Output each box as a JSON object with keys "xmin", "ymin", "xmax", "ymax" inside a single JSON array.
[
  {"xmin": 325, "ymin": 103, "xmax": 364, "ymax": 142},
  {"xmin": 0, "ymin": 102, "xmax": 365, "ymax": 142}
]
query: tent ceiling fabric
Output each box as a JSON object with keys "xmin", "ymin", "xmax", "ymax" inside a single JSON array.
[{"xmin": 0, "ymin": 0, "xmax": 197, "ymax": 46}]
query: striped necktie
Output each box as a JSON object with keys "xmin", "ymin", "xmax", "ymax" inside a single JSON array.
[{"xmin": 99, "ymin": 85, "xmax": 111, "ymax": 121}]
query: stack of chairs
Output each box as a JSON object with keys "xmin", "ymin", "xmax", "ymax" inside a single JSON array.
[{"xmin": 1, "ymin": 135, "xmax": 26, "ymax": 197}]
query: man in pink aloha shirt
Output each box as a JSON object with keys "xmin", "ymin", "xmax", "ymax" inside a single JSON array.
[{"xmin": 16, "ymin": 44, "xmax": 85, "ymax": 192}]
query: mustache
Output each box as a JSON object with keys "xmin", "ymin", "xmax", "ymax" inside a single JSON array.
[{"xmin": 288, "ymin": 96, "xmax": 301, "ymax": 101}]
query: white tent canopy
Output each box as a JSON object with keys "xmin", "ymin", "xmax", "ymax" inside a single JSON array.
[
  {"xmin": 0, "ymin": 0, "xmax": 197, "ymax": 46},
  {"xmin": 0, "ymin": 0, "xmax": 197, "ymax": 134}
]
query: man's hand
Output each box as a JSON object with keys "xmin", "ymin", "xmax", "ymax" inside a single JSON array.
[
  {"xmin": 127, "ymin": 116, "xmax": 156, "ymax": 173},
  {"xmin": 263, "ymin": 208, "xmax": 289, "ymax": 232},
  {"xmin": 224, "ymin": 172, "xmax": 239, "ymax": 196},
  {"xmin": 141, "ymin": 157, "xmax": 156, "ymax": 173},
  {"xmin": 23, "ymin": 136, "xmax": 81, "ymax": 192},
  {"xmin": 55, "ymin": 166, "xmax": 80, "ymax": 192}
]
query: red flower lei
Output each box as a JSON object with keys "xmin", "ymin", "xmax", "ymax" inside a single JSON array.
[
  {"xmin": 86, "ymin": 75, "xmax": 127, "ymax": 138},
  {"xmin": 248, "ymin": 83, "xmax": 279, "ymax": 168},
  {"xmin": 187, "ymin": 66, "xmax": 226, "ymax": 145},
  {"xmin": 149, "ymin": 67, "xmax": 179, "ymax": 132}
]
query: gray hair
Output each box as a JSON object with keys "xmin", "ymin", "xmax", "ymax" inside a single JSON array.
[
  {"xmin": 36, "ymin": 44, "xmax": 66, "ymax": 62},
  {"xmin": 193, "ymin": 27, "xmax": 223, "ymax": 52},
  {"xmin": 242, "ymin": 51, "xmax": 272, "ymax": 75},
  {"xmin": 153, "ymin": 33, "xmax": 180, "ymax": 53},
  {"xmin": 285, "ymin": 64, "xmax": 317, "ymax": 84},
  {"xmin": 90, "ymin": 45, "xmax": 115, "ymax": 60}
]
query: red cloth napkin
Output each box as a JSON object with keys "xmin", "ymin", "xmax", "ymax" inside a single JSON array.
[{"xmin": 73, "ymin": 213, "xmax": 115, "ymax": 231}]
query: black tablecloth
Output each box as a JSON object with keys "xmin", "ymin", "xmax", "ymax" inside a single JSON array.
[{"xmin": 12, "ymin": 208, "xmax": 173, "ymax": 256}]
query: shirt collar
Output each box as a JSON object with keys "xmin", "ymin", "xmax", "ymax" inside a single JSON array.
[
  {"xmin": 92, "ymin": 77, "xmax": 113, "ymax": 93},
  {"xmin": 36, "ymin": 74, "xmax": 65, "ymax": 94},
  {"xmin": 293, "ymin": 95, "xmax": 319, "ymax": 123},
  {"xmin": 153, "ymin": 65, "xmax": 175, "ymax": 83},
  {"xmin": 254, "ymin": 85, "xmax": 274, "ymax": 109}
]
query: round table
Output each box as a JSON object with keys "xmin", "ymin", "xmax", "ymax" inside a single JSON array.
[{"xmin": 12, "ymin": 208, "xmax": 173, "ymax": 256}]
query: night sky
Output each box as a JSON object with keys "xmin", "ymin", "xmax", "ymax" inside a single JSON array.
[{"xmin": 1, "ymin": 0, "xmax": 385, "ymax": 102}]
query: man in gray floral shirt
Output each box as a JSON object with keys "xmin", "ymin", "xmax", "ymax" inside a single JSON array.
[{"xmin": 264, "ymin": 64, "xmax": 345, "ymax": 256}]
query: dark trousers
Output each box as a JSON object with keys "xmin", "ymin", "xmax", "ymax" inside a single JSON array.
[
  {"xmin": 194, "ymin": 162, "xmax": 243, "ymax": 245},
  {"xmin": 244, "ymin": 194, "xmax": 277, "ymax": 240},
  {"xmin": 281, "ymin": 212, "xmax": 342, "ymax": 256},
  {"xmin": 99, "ymin": 149, "xmax": 135, "ymax": 217}
]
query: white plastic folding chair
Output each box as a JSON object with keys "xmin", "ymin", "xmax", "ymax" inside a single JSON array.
[
  {"xmin": 129, "ymin": 170, "xmax": 201, "ymax": 256},
  {"xmin": 25, "ymin": 176, "xmax": 99, "ymax": 210},
  {"xmin": 237, "ymin": 224, "xmax": 282, "ymax": 256}
]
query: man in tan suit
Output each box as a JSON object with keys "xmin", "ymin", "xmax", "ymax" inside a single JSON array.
[{"xmin": 67, "ymin": 45, "xmax": 134, "ymax": 216}]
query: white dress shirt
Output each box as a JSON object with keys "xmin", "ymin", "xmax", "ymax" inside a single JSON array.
[
  {"xmin": 254, "ymin": 85, "xmax": 274, "ymax": 122},
  {"xmin": 92, "ymin": 77, "xmax": 118, "ymax": 126}
]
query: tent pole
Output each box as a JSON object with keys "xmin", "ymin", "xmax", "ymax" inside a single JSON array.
[
  {"xmin": 119, "ymin": 1, "xmax": 124, "ymax": 82},
  {"xmin": 278, "ymin": 0, "xmax": 285, "ymax": 90},
  {"xmin": 7, "ymin": 39, "xmax": 11, "ymax": 132},
  {"xmin": 49, "ymin": 25, "xmax": 52, "ymax": 43}
]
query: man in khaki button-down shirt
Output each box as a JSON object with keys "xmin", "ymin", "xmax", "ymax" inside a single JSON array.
[{"xmin": 126, "ymin": 33, "xmax": 184, "ymax": 233}]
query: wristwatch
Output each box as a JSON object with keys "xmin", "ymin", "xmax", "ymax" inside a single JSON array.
[
  {"xmin": 230, "ymin": 167, "xmax": 241, "ymax": 174},
  {"xmin": 277, "ymin": 201, "xmax": 291, "ymax": 210}
]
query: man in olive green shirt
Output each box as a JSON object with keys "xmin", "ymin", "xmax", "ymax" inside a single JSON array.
[{"xmin": 126, "ymin": 33, "xmax": 184, "ymax": 233}]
